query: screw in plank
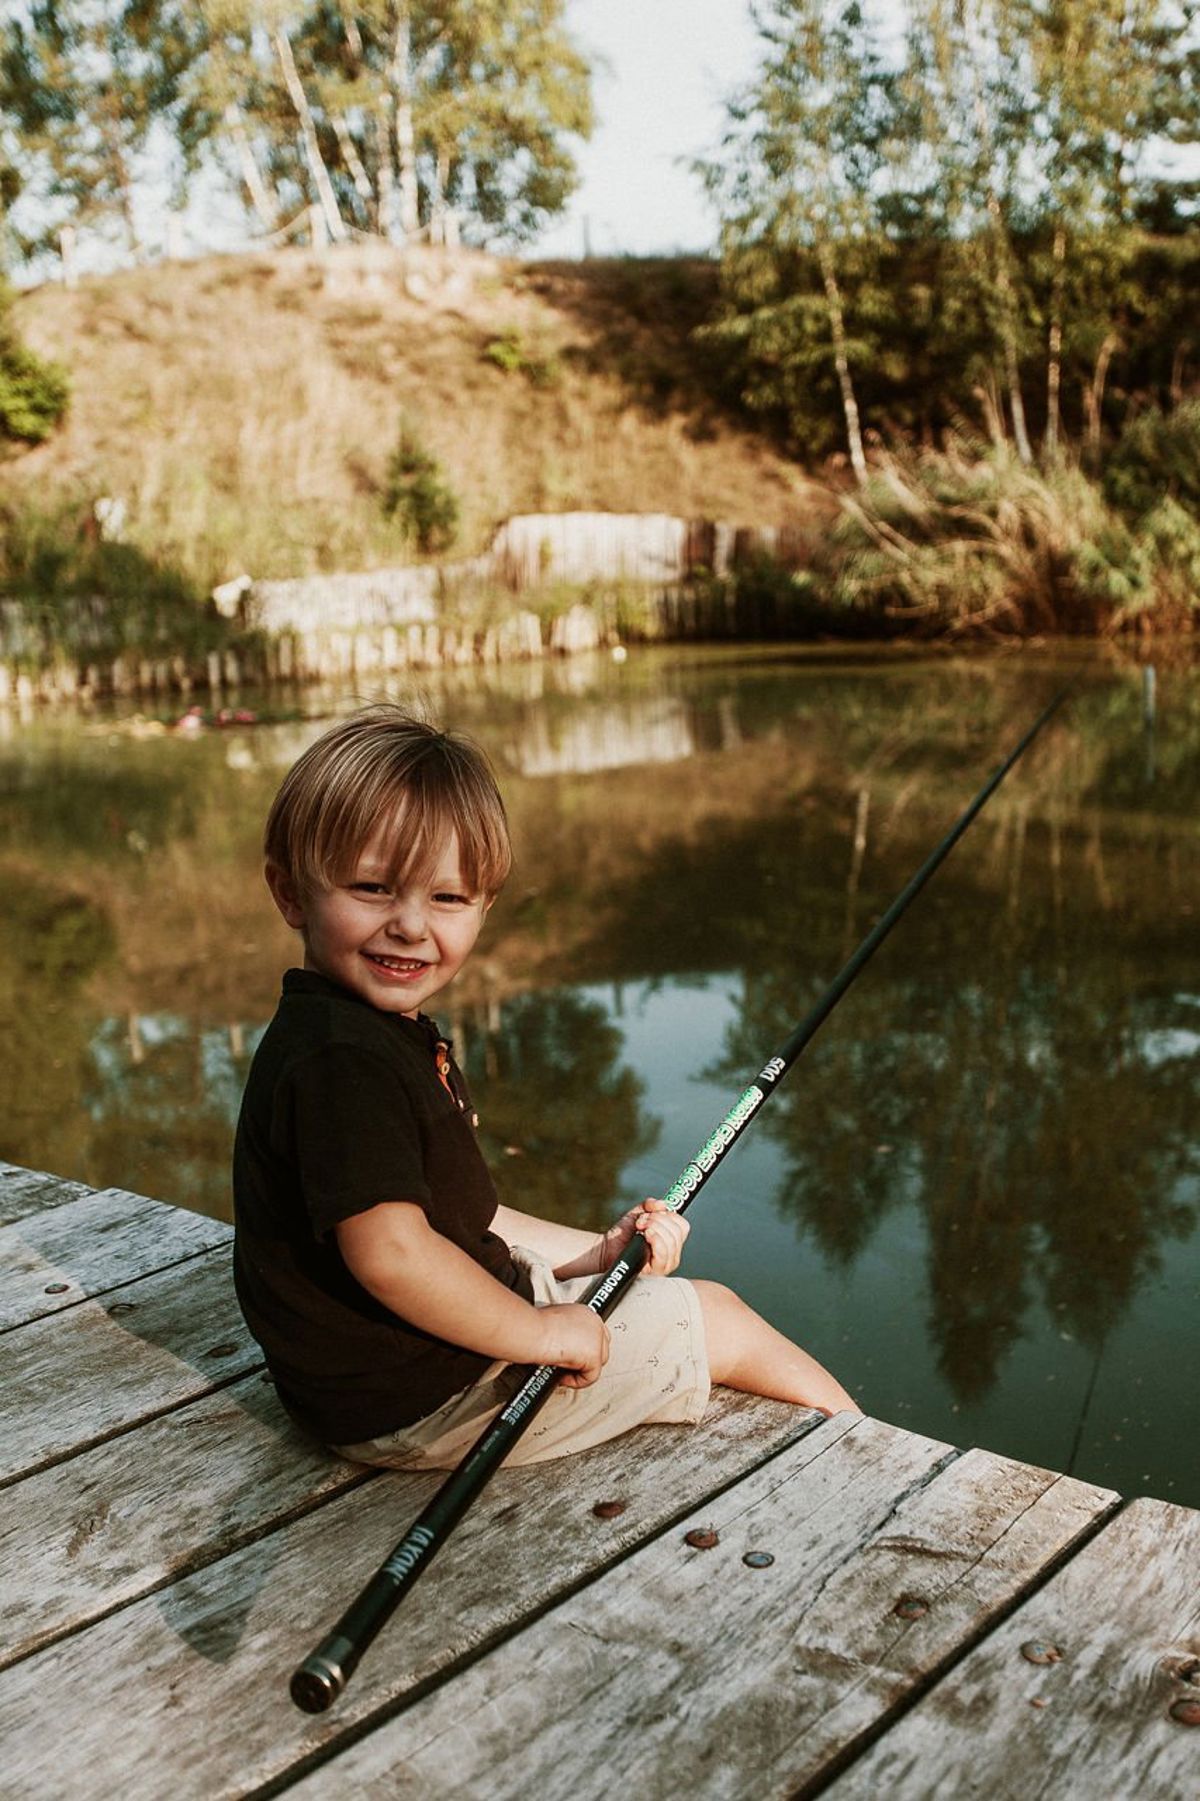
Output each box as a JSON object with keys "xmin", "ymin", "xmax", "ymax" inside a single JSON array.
[
  {"xmin": 894, "ymin": 1596, "xmax": 930, "ymax": 1620},
  {"xmin": 206, "ymin": 1342, "xmax": 238, "ymax": 1359},
  {"xmin": 44, "ymin": 1283, "xmax": 71, "ymax": 1295},
  {"xmin": 1168, "ymin": 1698, "xmax": 1200, "ymax": 1727},
  {"xmin": 684, "ymin": 1528, "xmax": 719, "ymax": 1550},
  {"xmin": 743, "ymin": 1551, "xmax": 774, "ymax": 1569},
  {"xmin": 109, "ymin": 1302, "xmax": 136, "ymax": 1316},
  {"xmin": 592, "ymin": 1500, "xmax": 627, "ymax": 1520},
  {"xmin": 1021, "ymin": 1641, "xmax": 1064, "ymax": 1666},
  {"xmin": 1159, "ymin": 1654, "xmax": 1200, "ymax": 1684}
]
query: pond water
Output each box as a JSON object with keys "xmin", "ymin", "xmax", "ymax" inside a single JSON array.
[{"xmin": 2, "ymin": 643, "xmax": 1197, "ymax": 1507}]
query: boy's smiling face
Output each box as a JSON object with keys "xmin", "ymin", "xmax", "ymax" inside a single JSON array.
[{"xmin": 268, "ymin": 823, "xmax": 491, "ymax": 1018}]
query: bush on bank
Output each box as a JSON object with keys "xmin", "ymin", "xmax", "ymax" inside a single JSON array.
[
  {"xmin": 786, "ymin": 424, "xmax": 1200, "ymax": 638},
  {"xmin": 0, "ymin": 280, "xmax": 69, "ymax": 444},
  {"xmin": 0, "ymin": 496, "xmax": 249, "ymax": 673}
]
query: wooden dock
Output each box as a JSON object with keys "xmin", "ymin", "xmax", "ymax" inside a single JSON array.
[{"xmin": 2, "ymin": 1159, "xmax": 1197, "ymax": 1799}]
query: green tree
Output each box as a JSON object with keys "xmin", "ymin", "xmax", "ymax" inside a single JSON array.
[
  {"xmin": 1009, "ymin": 0, "xmax": 1200, "ymax": 459},
  {"xmin": 291, "ymin": 0, "xmax": 593, "ymax": 246},
  {"xmin": 0, "ymin": 0, "xmax": 194, "ymax": 263},
  {"xmin": 702, "ymin": 0, "xmax": 904, "ymax": 483},
  {"xmin": 464, "ymin": 990, "xmax": 660, "ymax": 1228},
  {"xmin": 900, "ymin": 0, "xmax": 1037, "ymax": 459},
  {"xmin": 1, "ymin": 0, "xmax": 592, "ymax": 268},
  {"xmin": 166, "ymin": 0, "xmax": 591, "ymax": 250},
  {"xmin": 705, "ymin": 0, "xmax": 1199, "ymax": 482},
  {"xmin": 0, "ymin": 278, "xmax": 68, "ymax": 442}
]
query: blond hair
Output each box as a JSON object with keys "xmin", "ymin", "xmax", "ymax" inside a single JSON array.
[{"xmin": 264, "ymin": 706, "xmax": 511, "ymax": 898}]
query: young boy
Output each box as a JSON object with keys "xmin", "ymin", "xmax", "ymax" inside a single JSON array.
[{"xmin": 233, "ymin": 705, "xmax": 857, "ymax": 1472}]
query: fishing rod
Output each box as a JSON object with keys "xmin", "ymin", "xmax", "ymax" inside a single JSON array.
[{"xmin": 289, "ymin": 689, "xmax": 1067, "ymax": 1714}]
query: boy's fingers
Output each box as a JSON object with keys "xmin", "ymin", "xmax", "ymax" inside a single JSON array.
[
  {"xmin": 637, "ymin": 1213, "xmax": 689, "ymax": 1241},
  {"xmin": 562, "ymin": 1329, "xmax": 608, "ymax": 1387}
]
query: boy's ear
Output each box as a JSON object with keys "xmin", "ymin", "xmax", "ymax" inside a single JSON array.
[{"xmin": 265, "ymin": 861, "xmax": 307, "ymax": 931}]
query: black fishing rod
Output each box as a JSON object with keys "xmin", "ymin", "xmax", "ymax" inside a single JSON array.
[{"xmin": 290, "ymin": 690, "xmax": 1067, "ymax": 1715}]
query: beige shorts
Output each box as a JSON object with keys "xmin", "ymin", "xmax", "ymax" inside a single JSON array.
[{"xmin": 332, "ymin": 1245, "xmax": 711, "ymax": 1470}]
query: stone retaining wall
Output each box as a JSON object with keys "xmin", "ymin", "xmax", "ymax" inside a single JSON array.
[{"xmin": 0, "ymin": 511, "xmax": 806, "ymax": 703}]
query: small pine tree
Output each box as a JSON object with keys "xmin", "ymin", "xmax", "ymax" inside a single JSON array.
[{"xmin": 381, "ymin": 423, "xmax": 459, "ymax": 554}]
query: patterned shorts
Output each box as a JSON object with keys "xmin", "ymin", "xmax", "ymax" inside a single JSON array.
[{"xmin": 331, "ymin": 1245, "xmax": 711, "ymax": 1471}]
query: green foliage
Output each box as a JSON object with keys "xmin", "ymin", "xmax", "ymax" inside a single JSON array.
[
  {"xmin": 0, "ymin": 341, "xmax": 70, "ymax": 443},
  {"xmin": 380, "ymin": 422, "xmax": 460, "ymax": 554},
  {"xmin": 1097, "ymin": 402, "xmax": 1200, "ymax": 618},
  {"xmin": 790, "ymin": 439, "xmax": 1197, "ymax": 634},
  {"xmin": 0, "ymin": 1, "xmax": 187, "ymax": 262},
  {"xmin": 1104, "ymin": 402, "xmax": 1200, "ymax": 520},
  {"xmin": 704, "ymin": 225, "xmax": 1200, "ymax": 460},
  {"xmin": 484, "ymin": 328, "xmax": 526, "ymax": 374},
  {"xmin": 483, "ymin": 327, "xmax": 561, "ymax": 388},
  {"xmin": 1, "ymin": 0, "xmax": 593, "ymax": 267},
  {"xmin": 0, "ymin": 283, "xmax": 69, "ymax": 443},
  {"xmin": 0, "ymin": 494, "xmax": 236, "ymax": 665},
  {"xmin": 2, "ymin": 880, "xmax": 116, "ymax": 986},
  {"xmin": 706, "ymin": 0, "xmax": 1200, "ymax": 477}
]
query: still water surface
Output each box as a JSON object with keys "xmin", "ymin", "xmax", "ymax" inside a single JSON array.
[{"xmin": 2, "ymin": 644, "xmax": 1197, "ymax": 1505}]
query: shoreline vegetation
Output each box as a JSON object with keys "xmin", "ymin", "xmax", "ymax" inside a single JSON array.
[
  {"xmin": 1, "ymin": 247, "xmax": 1197, "ymax": 704},
  {"xmin": 1, "ymin": 0, "xmax": 1196, "ymax": 701}
]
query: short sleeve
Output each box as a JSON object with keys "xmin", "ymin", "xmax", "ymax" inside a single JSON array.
[{"xmin": 281, "ymin": 1044, "xmax": 431, "ymax": 1239}]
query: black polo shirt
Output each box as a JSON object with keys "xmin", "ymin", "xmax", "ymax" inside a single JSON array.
[{"xmin": 232, "ymin": 968, "xmax": 531, "ymax": 1443}]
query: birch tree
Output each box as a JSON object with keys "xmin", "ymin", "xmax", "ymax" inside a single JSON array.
[
  {"xmin": 901, "ymin": 0, "xmax": 1035, "ymax": 459},
  {"xmin": 703, "ymin": 0, "xmax": 902, "ymax": 483},
  {"xmin": 294, "ymin": 0, "xmax": 591, "ymax": 246},
  {"xmin": 1010, "ymin": 0, "xmax": 1200, "ymax": 459},
  {"xmin": 0, "ymin": 0, "xmax": 184, "ymax": 261}
]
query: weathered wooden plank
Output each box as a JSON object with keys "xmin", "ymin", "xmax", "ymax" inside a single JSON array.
[
  {"xmin": 0, "ymin": 1247, "xmax": 259, "ymax": 1486},
  {"xmin": 0, "ymin": 1393, "xmax": 821, "ymax": 1800},
  {"xmin": 285, "ymin": 1417, "xmax": 1118, "ymax": 1801},
  {"xmin": 0, "ymin": 1373, "xmax": 370, "ymax": 1670},
  {"xmin": 823, "ymin": 1496, "xmax": 1200, "ymax": 1799},
  {"xmin": 0, "ymin": 1186, "xmax": 230, "ymax": 1331},
  {"xmin": 0, "ymin": 1162, "xmax": 93, "ymax": 1226}
]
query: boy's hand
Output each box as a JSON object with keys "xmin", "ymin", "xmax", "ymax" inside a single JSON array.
[
  {"xmin": 537, "ymin": 1302, "xmax": 610, "ymax": 1387},
  {"xmin": 601, "ymin": 1197, "xmax": 689, "ymax": 1276}
]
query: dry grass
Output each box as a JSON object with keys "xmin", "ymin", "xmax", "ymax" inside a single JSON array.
[{"xmin": 9, "ymin": 246, "xmax": 816, "ymax": 587}]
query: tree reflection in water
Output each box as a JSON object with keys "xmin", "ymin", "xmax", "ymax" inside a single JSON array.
[
  {"xmin": 2, "ymin": 651, "xmax": 1197, "ymax": 1500},
  {"xmin": 714, "ymin": 950, "xmax": 1198, "ymax": 1406},
  {"xmin": 455, "ymin": 990, "xmax": 660, "ymax": 1229}
]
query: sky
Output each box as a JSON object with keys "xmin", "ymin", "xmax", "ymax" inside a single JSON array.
[{"xmin": 526, "ymin": 0, "xmax": 763, "ymax": 259}]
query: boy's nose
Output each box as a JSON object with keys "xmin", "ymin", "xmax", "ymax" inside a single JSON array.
[{"xmin": 386, "ymin": 899, "xmax": 429, "ymax": 941}]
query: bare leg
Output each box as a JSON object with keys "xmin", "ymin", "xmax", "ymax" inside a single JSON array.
[{"xmin": 694, "ymin": 1280, "xmax": 862, "ymax": 1417}]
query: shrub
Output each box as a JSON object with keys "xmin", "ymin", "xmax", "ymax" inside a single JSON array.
[
  {"xmin": 380, "ymin": 422, "xmax": 460, "ymax": 554},
  {"xmin": 483, "ymin": 327, "xmax": 561, "ymax": 389},
  {"xmin": 0, "ymin": 495, "xmax": 240, "ymax": 666},
  {"xmin": 797, "ymin": 437, "xmax": 1195, "ymax": 636},
  {"xmin": 484, "ymin": 328, "xmax": 526, "ymax": 374},
  {"xmin": 1103, "ymin": 402, "xmax": 1200, "ymax": 522},
  {"xmin": 0, "ymin": 282, "xmax": 70, "ymax": 443}
]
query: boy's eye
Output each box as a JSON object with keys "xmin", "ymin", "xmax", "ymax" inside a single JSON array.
[
  {"xmin": 350, "ymin": 881, "xmax": 389, "ymax": 896},
  {"xmin": 433, "ymin": 890, "xmax": 471, "ymax": 906}
]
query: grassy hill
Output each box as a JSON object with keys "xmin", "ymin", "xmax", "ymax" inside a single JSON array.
[{"xmin": 7, "ymin": 246, "xmax": 820, "ymax": 591}]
